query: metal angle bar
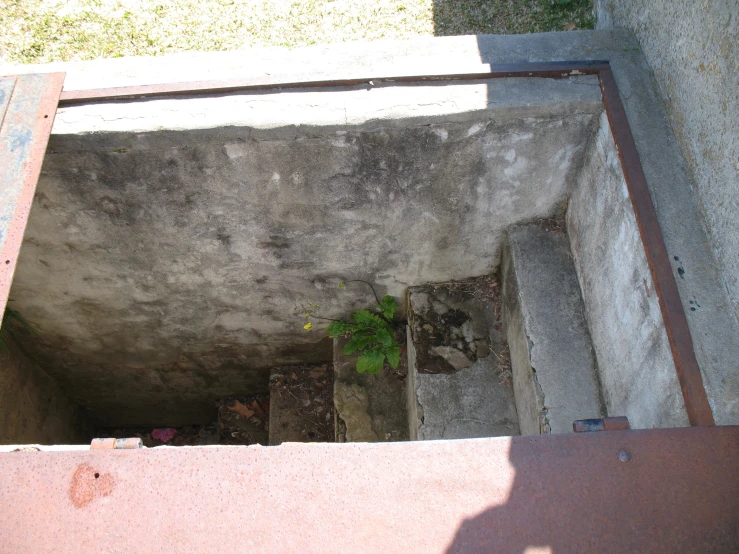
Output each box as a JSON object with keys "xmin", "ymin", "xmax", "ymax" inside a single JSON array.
[
  {"xmin": 57, "ymin": 60, "xmax": 610, "ymax": 105},
  {"xmin": 0, "ymin": 73, "xmax": 66, "ymax": 326},
  {"xmin": 598, "ymin": 68, "xmax": 715, "ymax": 426}
]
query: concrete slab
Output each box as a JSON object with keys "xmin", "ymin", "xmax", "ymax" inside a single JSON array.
[
  {"xmin": 333, "ymin": 337, "xmax": 408, "ymax": 443},
  {"xmin": 502, "ymin": 225, "xmax": 603, "ymax": 435},
  {"xmin": 407, "ymin": 285, "xmax": 519, "ymax": 440},
  {"xmin": 0, "ymin": 427, "xmax": 736, "ymax": 553}
]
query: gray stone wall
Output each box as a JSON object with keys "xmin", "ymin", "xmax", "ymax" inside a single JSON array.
[
  {"xmin": 597, "ymin": 0, "xmax": 739, "ymax": 323},
  {"xmin": 0, "ymin": 333, "xmax": 92, "ymax": 444}
]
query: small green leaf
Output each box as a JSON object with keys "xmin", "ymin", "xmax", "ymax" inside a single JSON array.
[
  {"xmin": 378, "ymin": 295, "xmax": 396, "ymax": 320},
  {"xmin": 373, "ymin": 327, "xmax": 393, "ymax": 346},
  {"xmin": 385, "ymin": 344, "xmax": 401, "ymax": 369},
  {"xmin": 326, "ymin": 321, "xmax": 351, "ymax": 338},
  {"xmin": 344, "ymin": 334, "xmax": 374, "ymax": 355},
  {"xmin": 357, "ymin": 350, "xmax": 384, "ymax": 374},
  {"xmin": 351, "ymin": 309, "xmax": 376, "ymax": 325}
]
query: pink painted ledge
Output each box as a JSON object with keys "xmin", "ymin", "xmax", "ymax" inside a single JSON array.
[{"xmin": 0, "ymin": 427, "xmax": 737, "ymax": 553}]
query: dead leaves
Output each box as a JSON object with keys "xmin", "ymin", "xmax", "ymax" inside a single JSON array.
[
  {"xmin": 252, "ymin": 401, "xmax": 266, "ymax": 419},
  {"xmin": 227, "ymin": 399, "xmax": 268, "ymax": 420},
  {"xmin": 563, "ymin": 22, "xmax": 577, "ymax": 31},
  {"xmin": 309, "ymin": 364, "xmax": 327, "ymax": 378},
  {"xmin": 227, "ymin": 400, "xmax": 254, "ymax": 418}
]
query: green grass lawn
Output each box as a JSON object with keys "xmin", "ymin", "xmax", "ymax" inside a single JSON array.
[{"xmin": 0, "ymin": 0, "xmax": 594, "ymax": 64}]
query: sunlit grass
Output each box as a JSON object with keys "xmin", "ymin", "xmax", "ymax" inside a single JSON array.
[{"xmin": 0, "ymin": 0, "xmax": 594, "ymax": 64}]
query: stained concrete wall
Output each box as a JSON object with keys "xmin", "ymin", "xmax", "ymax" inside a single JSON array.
[
  {"xmin": 567, "ymin": 112, "xmax": 688, "ymax": 428},
  {"xmin": 596, "ymin": 0, "xmax": 739, "ymax": 324},
  {"xmin": 9, "ymin": 77, "xmax": 601, "ymax": 426},
  {"xmin": 0, "ymin": 332, "xmax": 92, "ymax": 444}
]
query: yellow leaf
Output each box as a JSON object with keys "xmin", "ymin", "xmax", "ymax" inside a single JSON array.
[{"xmin": 304, "ymin": 322, "xmax": 313, "ymax": 331}]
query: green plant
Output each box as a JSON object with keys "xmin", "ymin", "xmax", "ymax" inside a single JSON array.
[{"xmin": 303, "ymin": 280, "xmax": 401, "ymax": 375}]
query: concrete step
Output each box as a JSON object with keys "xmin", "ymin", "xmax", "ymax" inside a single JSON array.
[
  {"xmin": 501, "ymin": 224, "xmax": 604, "ymax": 435},
  {"xmin": 333, "ymin": 337, "xmax": 409, "ymax": 442},
  {"xmin": 406, "ymin": 283, "xmax": 520, "ymax": 440}
]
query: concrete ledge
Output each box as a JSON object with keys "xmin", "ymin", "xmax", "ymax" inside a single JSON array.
[
  {"xmin": 0, "ymin": 427, "xmax": 736, "ymax": 552},
  {"xmin": 502, "ymin": 225, "xmax": 603, "ymax": 434}
]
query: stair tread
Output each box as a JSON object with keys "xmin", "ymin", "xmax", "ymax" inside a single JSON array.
[{"xmin": 407, "ymin": 282, "xmax": 520, "ymax": 440}]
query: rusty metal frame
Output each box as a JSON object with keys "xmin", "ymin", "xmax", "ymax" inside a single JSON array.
[
  {"xmin": 0, "ymin": 73, "xmax": 65, "ymax": 327},
  {"xmin": 20, "ymin": 61, "xmax": 716, "ymax": 425}
]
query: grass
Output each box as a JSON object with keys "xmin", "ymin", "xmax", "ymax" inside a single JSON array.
[{"xmin": 0, "ymin": 0, "xmax": 594, "ymax": 64}]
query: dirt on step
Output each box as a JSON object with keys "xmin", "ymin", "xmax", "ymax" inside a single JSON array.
[
  {"xmin": 268, "ymin": 362, "xmax": 334, "ymax": 444},
  {"xmin": 218, "ymin": 395, "xmax": 270, "ymax": 445}
]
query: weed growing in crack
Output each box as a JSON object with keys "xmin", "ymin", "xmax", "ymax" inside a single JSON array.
[{"xmin": 301, "ymin": 280, "xmax": 401, "ymax": 375}]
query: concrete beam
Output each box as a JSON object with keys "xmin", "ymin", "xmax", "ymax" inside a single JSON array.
[
  {"xmin": 0, "ymin": 427, "xmax": 736, "ymax": 552},
  {"xmin": 502, "ymin": 225, "xmax": 603, "ymax": 434}
]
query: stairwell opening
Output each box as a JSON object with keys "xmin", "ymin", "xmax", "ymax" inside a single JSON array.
[{"xmin": 0, "ymin": 69, "xmax": 697, "ymax": 447}]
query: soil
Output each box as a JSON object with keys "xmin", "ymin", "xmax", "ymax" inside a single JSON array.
[
  {"xmin": 268, "ymin": 362, "xmax": 334, "ymax": 444},
  {"xmin": 218, "ymin": 395, "xmax": 270, "ymax": 445}
]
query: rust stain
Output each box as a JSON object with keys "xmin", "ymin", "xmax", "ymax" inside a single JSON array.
[{"xmin": 68, "ymin": 463, "xmax": 115, "ymax": 508}]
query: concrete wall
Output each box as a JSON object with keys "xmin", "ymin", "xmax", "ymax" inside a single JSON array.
[
  {"xmin": 9, "ymin": 77, "xmax": 600, "ymax": 426},
  {"xmin": 567, "ymin": 112, "xmax": 688, "ymax": 428},
  {"xmin": 596, "ymin": 0, "xmax": 739, "ymax": 324},
  {"xmin": 0, "ymin": 332, "xmax": 92, "ymax": 445}
]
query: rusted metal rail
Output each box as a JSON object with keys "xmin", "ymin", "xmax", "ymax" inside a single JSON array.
[
  {"xmin": 599, "ymin": 68, "xmax": 715, "ymax": 426},
  {"xmin": 573, "ymin": 416, "xmax": 631, "ymax": 433},
  {"xmin": 19, "ymin": 60, "xmax": 716, "ymax": 425},
  {"xmin": 0, "ymin": 73, "xmax": 65, "ymax": 326},
  {"xmin": 57, "ymin": 60, "xmax": 610, "ymax": 105}
]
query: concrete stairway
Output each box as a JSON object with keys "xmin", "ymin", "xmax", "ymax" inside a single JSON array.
[
  {"xmin": 333, "ymin": 337, "xmax": 409, "ymax": 442},
  {"xmin": 406, "ymin": 284, "xmax": 520, "ymax": 440},
  {"xmin": 501, "ymin": 224, "xmax": 604, "ymax": 434}
]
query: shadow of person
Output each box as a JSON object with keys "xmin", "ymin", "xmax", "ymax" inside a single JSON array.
[
  {"xmin": 444, "ymin": 428, "xmax": 738, "ymax": 553},
  {"xmin": 445, "ymin": 434, "xmax": 562, "ymax": 554}
]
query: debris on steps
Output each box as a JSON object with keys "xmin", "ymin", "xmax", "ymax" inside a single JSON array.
[
  {"xmin": 98, "ymin": 423, "xmax": 220, "ymax": 447},
  {"xmin": 218, "ymin": 396, "xmax": 270, "ymax": 445},
  {"xmin": 268, "ymin": 363, "xmax": 334, "ymax": 445},
  {"xmin": 502, "ymin": 224, "xmax": 603, "ymax": 435},
  {"xmin": 333, "ymin": 336, "xmax": 409, "ymax": 443},
  {"xmin": 407, "ymin": 276, "xmax": 520, "ymax": 440}
]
